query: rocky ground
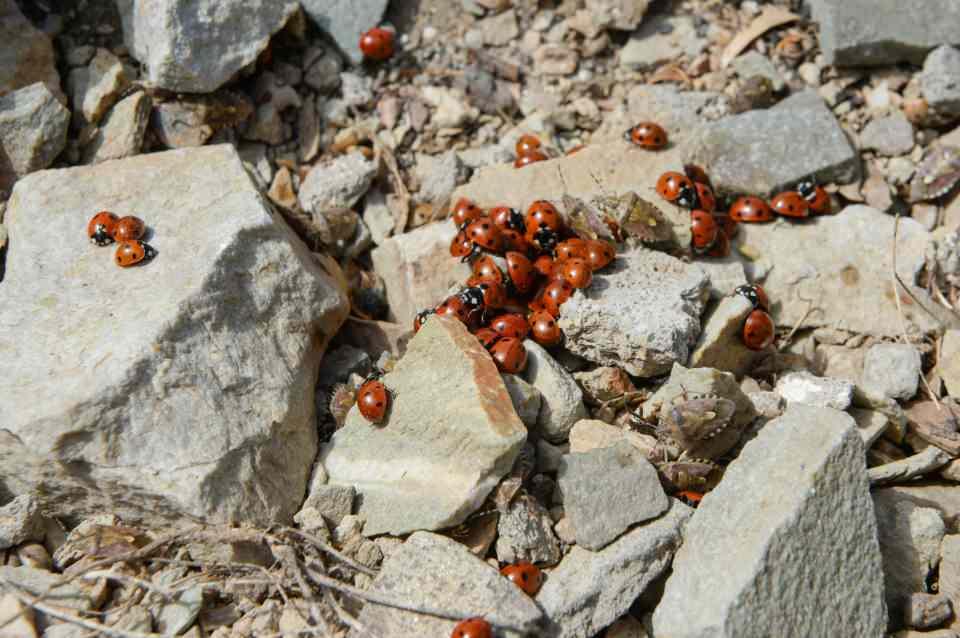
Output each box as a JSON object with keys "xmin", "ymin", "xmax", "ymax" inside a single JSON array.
[{"xmin": 3, "ymin": 0, "xmax": 960, "ymax": 636}]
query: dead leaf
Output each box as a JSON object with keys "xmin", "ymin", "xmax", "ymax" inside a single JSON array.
[
  {"xmin": 720, "ymin": 6, "xmax": 800, "ymax": 68},
  {"xmin": 562, "ymin": 194, "xmax": 615, "ymax": 241},
  {"xmin": 598, "ymin": 192, "xmax": 674, "ymax": 245}
]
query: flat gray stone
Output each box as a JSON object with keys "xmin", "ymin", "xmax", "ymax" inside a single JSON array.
[
  {"xmin": 321, "ymin": 317, "xmax": 526, "ymax": 536},
  {"xmin": 652, "ymin": 404, "xmax": 887, "ymax": 637},
  {"xmin": 0, "ymin": 566, "xmax": 97, "ymax": 612},
  {"xmin": 558, "ymin": 248, "xmax": 709, "ymax": 378},
  {"xmin": 922, "ymin": 45, "xmax": 960, "ymax": 119},
  {"xmin": 300, "ymin": 0, "xmax": 389, "ymax": 66},
  {"xmin": 414, "ymin": 150, "xmax": 467, "ymax": 205},
  {"xmin": 558, "ymin": 442, "xmax": 669, "ymax": 551},
  {"xmin": 0, "ymin": 0, "xmax": 60, "ymax": 98},
  {"xmin": 298, "ymin": 152, "xmax": 377, "ymax": 215},
  {"xmin": 83, "ymin": 90, "xmax": 151, "ymax": 164},
  {"xmin": 522, "ymin": 341, "xmax": 588, "ymax": 443},
  {"xmin": 538, "ymin": 501, "xmax": 691, "ymax": 638},
  {"xmin": 775, "ymin": 371, "xmax": 854, "ymax": 410},
  {"xmin": 862, "ymin": 343, "xmax": 922, "ymax": 400},
  {"xmin": 0, "ymin": 146, "xmax": 348, "ymax": 526},
  {"xmin": 495, "ymin": 493, "xmax": 561, "ymax": 566},
  {"xmin": 0, "ymin": 495, "xmax": 44, "ymax": 550},
  {"xmin": 298, "ymin": 484, "xmax": 354, "ymax": 528},
  {"xmin": 689, "ymin": 295, "xmax": 761, "ymax": 377},
  {"xmin": 351, "ymin": 531, "xmax": 544, "ymax": 638},
  {"xmin": 811, "ymin": 0, "xmax": 960, "ymax": 67},
  {"xmin": 619, "ymin": 14, "xmax": 705, "ymax": 71},
  {"xmin": 118, "ymin": 0, "xmax": 300, "ymax": 92},
  {"xmin": 860, "ymin": 113, "xmax": 915, "ymax": 156},
  {"xmin": 689, "ymin": 90, "xmax": 858, "ymax": 196},
  {"xmin": 502, "ymin": 374, "xmax": 542, "ymax": 428},
  {"xmin": 731, "ymin": 51, "xmax": 785, "ymax": 91},
  {"xmin": 156, "ymin": 584, "xmax": 203, "ymax": 635},
  {"xmin": 0, "ymin": 83, "xmax": 69, "ymax": 193},
  {"xmin": 567, "ymin": 419, "xmax": 657, "ymax": 456}
]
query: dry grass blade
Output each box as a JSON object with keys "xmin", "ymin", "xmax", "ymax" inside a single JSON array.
[
  {"xmin": 720, "ymin": 6, "xmax": 800, "ymax": 68},
  {"xmin": 278, "ymin": 528, "xmax": 378, "ymax": 576}
]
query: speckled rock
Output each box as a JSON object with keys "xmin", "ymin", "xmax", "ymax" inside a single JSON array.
[
  {"xmin": 689, "ymin": 295, "xmax": 761, "ymax": 377},
  {"xmin": 0, "ymin": 83, "xmax": 69, "ymax": 193},
  {"xmin": 522, "ymin": 341, "xmax": 588, "ymax": 443},
  {"xmin": 83, "ymin": 91, "xmax": 151, "ymax": 164},
  {"xmin": 775, "ymin": 371, "xmax": 854, "ymax": 410},
  {"xmin": 495, "ymin": 493, "xmax": 561, "ymax": 565},
  {"xmin": 860, "ymin": 113, "xmax": 915, "ymax": 156},
  {"xmin": 66, "ymin": 48, "xmax": 128, "ymax": 125},
  {"xmin": 861, "ymin": 343, "xmax": 922, "ymax": 400},
  {"xmin": 298, "ymin": 152, "xmax": 378, "ymax": 215},
  {"xmin": 922, "ymin": 45, "xmax": 960, "ymax": 119}
]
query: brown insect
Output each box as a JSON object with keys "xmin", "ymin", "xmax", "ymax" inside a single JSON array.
[
  {"xmin": 658, "ymin": 395, "xmax": 740, "ymax": 461},
  {"xmin": 910, "ymin": 145, "xmax": 960, "ymax": 203}
]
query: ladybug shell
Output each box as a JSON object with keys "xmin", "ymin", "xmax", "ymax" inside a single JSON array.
[
  {"xmin": 477, "ymin": 281, "xmax": 506, "ymax": 309},
  {"xmin": 541, "ymin": 279, "xmax": 574, "ymax": 317},
  {"xmin": 359, "ymin": 27, "xmax": 394, "ymax": 61},
  {"xmin": 357, "ymin": 379, "xmax": 389, "ymax": 422},
  {"xmin": 515, "ymin": 151, "xmax": 547, "ymax": 168},
  {"xmin": 436, "ymin": 295, "xmax": 475, "ymax": 327},
  {"xmin": 114, "ymin": 240, "xmax": 155, "ymax": 267},
  {"xmin": 585, "ymin": 240, "xmax": 615, "ymax": 270},
  {"xmin": 770, "ymin": 191, "xmax": 809, "ymax": 218},
  {"xmin": 505, "ymin": 251, "xmax": 537, "ymax": 294},
  {"xmin": 743, "ymin": 309, "xmax": 775, "ymax": 351},
  {"xmin": 728, "ymin": 196, "xmax": 774, "ymax": 223},
  {"xmin": 529, "ymin": 310, "xmax": 562, "ymax": 347},
  {"xmin": 473, "ymin": 327, "xmax": 501, "ymax": 350},
  {"xmin": 525, "ymin": 200, "xmax": 562, "ymax": 235},
  {"xmin": 500, "ymin": 228, "xmax": 531, "ymax": 253},
  {"xmin": 684, "ymin": 164, "xmax": 712, "ymax": 188},
  {"xmin": 803, "ymin": 185, "xmax": 831, "ymax": 214},
  {"xmin": 490, "ymin": 206, "xmax": 524, "ymax": 231},
  {"xmin": 515, "ymin": 134, "xmax": 542, "ymax": 157},
  {"xmin": 528, "ymin": 296, "xmax": 547, "ymax": 314},
  {"xmin": 690, "ymin": 210, "xmax": 719, "ymax": 253},
  {"xmin": 554, "ymin": 238, "xmax": 588, "ymax": 261},
  {"xmin": 656, "ymin": 172, "xmax": 697, "ymax": 208},
  {"xmin": 450, "ymin": 617, "xmax": 493, "ymax": 638},
  {"xmin": 500, "ymin": 562, "xmax": 543, "ymax": 596},
  {"xmin": 558, "ymin": 257, "xmax": 593, "ymax": 289},
  {"xmin": 87, "ymin": 211, "xmax": 119, "ymax": 246},
  {"xmin": 490, "ymin": 313, "xmax": 530, "ymax": 340},
  {"xmin": 113, "ymin": 215, "xmax": 145, "ymax": 242},
  {"xmin": 465, "ymin": 217, "xmax": 505, "ymax": 253},
  {"xmin": 533, "ymin": 254, "xmax": 554, "ymax": 277},
  {"xmin": 452, "ymin": 198, "xmax": 484, "ymax": 228},
  {"xmin": 490, "ymin": 337, "xmax": 527, "ymax": 374},
  {"xmin": 694, "ymin": 182, "xmax": 716, "ymax": 213},
  {"xmin": 716, "ymin": 214, "xmax": 739, "ymax": 240},
  {"xmin": 625, "ymin": 122, "xmax": 668, "ymax": 149},
  {"xmin": 705, "ymin": 229, "xmax": 730, "ymax": 258},
  {"xmin": 450, "ymin": 229, "xmax": 473, "ymax": 257},
  {"xmin": 472, "ymin": 255, "xmax": 504, "ymax": 284}
]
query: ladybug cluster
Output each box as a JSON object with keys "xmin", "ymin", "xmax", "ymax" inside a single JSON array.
[
  {"xmin": 655, "ymin": 167, "xmax": 736, "ymax": 258},
  {"xmin": 513, "ymin": 134, "xmax": 548, "ymax": 168},
  {"xmin": 86, "ymin": 211, "xmax": 156, "ymax": 268},
  {"xmin": 448, "ymin": 561, "xmax": 543, "ymax": 637},
  {"xmin": 735, "ymin": 283, "xmax": 776, "ymax": 351},
  {"xmin": 728, "ymin": 180, "xmax": 831, "ymax": 223}
]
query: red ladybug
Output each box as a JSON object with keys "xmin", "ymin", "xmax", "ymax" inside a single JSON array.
[
  {"xmin": 500, "ymin": 228, "xmax": 531, "ymax": 253},
  {"xmin": 515, "ymin": 151, "xmax": 547, "ymax": 168},
  {"xmin": 515, "ymin": 135, "xmax": 542, "ymax": 157},
  {"xmin": 474, "ymin": 327, "xmax": 501, "ymax": 350},
  {"xmin": 716, "ymin": 213, "xmax": 739, "ymax": 239},
  {"xmin": 735, "ymin": 283, "xmax": 770, "ymax": 312},
  {"xmin": 743, "ymin": 309, "xmax": 775, "ymax": 351},
  {"xmin": 359, "ymin": 27, "xmax": 394, "ymax": 61},
  {"xmin": 490, "ymin": 206, "xmax": 525, "ymax": 232},
  {"xmin": 113, "ymin": 215, "xmax": 145, "ymax": 242},
  {"xmin": 624, "ymin": 122, "xmax": 668, "ymax": 149},
  {"xmin": 554, "ymin": 238, "xmax": 588, "ymax": 261},
  {"xmin": 436, "ymin": 295, "xmax": 477, "ymax": 327},
  {"xmin": 728, "ymin": 196, "xmax": 774, "ymax": 223},
  {"xmin": 472, "ymin": 255, "xmax": 504, "ymax": 284},
  {"xmin": 770, "ymin": 191, "xmax": 809, "ymax": 218},
  {"xmin": 465, "ymin": 217, "xmax": 505, "ymax": 254},
  {"xmin": 528, "ymin": 296, "xmax": 547, "ymax": 314},
  {"xmin": 451, "ymin": 617, "xmax": 492, "ymax": 638},
  {"xmin": 705, "ymin": 229, "xmax": 730, "ymax": 258},
  {"xmin": 585, "ymin": 240, "xmax": 615, "ymax": 270},
  {"xmin": 490, "ymin": 313, "xmax": 530, "ymax": 340},
  {"xmin": 525, "ymin": 200, "xmax": 562, "ymax": 236},
  {"xmin": 693, "ymin": 182, "xmax": 716, "ymax": 213},
  {"xmin": 505, "ymin": 252, "xmax": 537, "ymax": 294},
  {"xmin": 357, "ymin": 377, "xmax": 389, "ymax": 422},
  {"xmin": 529, "ymin": 310, "xmax": 562, "ymax": 347},
  {"xmin": 533, "ymin": 254, "xmax": 554, "ymax": 277},
  {"xmin": 690, "ymin": 210, "xmax": 719, "ymax": 254},
  {"xmin": 475, "ymin": 281, "xmax": 506, "ymax": 309},
  {"xmin": 541, "ymin": 279, "xmax": 574, "ymax": 317},
  {"xmin": 114, "ymin": 240, "xmax": 156, "ymax": 267},
  {"xmin": 452, "ymin": 198, "xmax": 484, "ymax": 227},
  {"xmin": 450, "ymin": 229, "xmax": 473, "ymax": 257},
  {"xmin": 797, "ymin": 181, "xmax": 831, "ymax": 215},
  {"xmin": 490, "ymin": 337, "xmax": 528, "ymax": 374},
  {"xmin": 557, "ymin": 258, "xmax": 593, "ymax": 289},
  {"xmin": 87, "ymin": 211, "xmax": 119, "ymax": 246},
  {"xmin": 413, "ymin": 308, "xmax": 435, "ymax": 333},
  {"xmin": 684, "ymin": 164, "xmax": 712, "ymax": 188},
  {"xmin": 500, "ymin": 562, "xmax": 543, "ymax": 596},
  {"xmin": 656, "ymin": 172, "xmax": 697, "ymax": 208}
]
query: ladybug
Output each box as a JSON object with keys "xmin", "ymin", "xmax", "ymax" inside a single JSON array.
[
  {"xmin": 413, "ymin": 308, "xmax": 435, "ymax": 333},
  {"xmin": 541, "ymin": 279, "xmax": 574, "ymax": 317},
  {"xmin": 87, "ymin": 211, "xmax": 119, "ymax": 246},
  {"xmin": 357, "ymin": 376, "xmax": 389, "ymax": 423},
  {"xmin": 465, "ymin": 217, "xmax": 505, "ymax": 254},
  {"xmin": 693, "ymin": 182, "xmax": 716, "ymax": 213},
  {"xmin": 474, "ymin": 281, "xmax": 507, "ymax": 309},
  {"xmin": 452, "ymin": 198, "xmax": 484, "ymax": 228},
  {"xmin": 684, "ymin": 164, "xmax": 712, "ymax": 188},
  {"xmin": 770, "ymin": 191, "xmax": 809, "ymax": 218},
  {"xmin": 500, "ymin": 562, "xmax": 543, "ymax": 596},
  {"xmin": 472, "ymin": 255, "xmax": 504, "ymax": 284},
  {"xmin": 515, "ymin": 135, "xmax": 542, "ymax": 157},
  {"xmin": 113, "ymin": 215, "xmax": 145, "ymax": 242},
  {"xmin": 676, "ymin": 490, "xmax": 704, "ymax": 507},
  {"xmin": 656, "ymin": 172, "xmax": 697, "ymax": 208},
  {"xmin": 505, "ymin": 252, "xmax": 537, "ymax": 294},
  {"xmin": 451, "ymin": 617, "xmax": 492, "ymax": 638},
  {"xmin": 359, "ymin": 27, "xmax": 394, "ymax": 61},
  {"xmin": 528, "ymin": 296, "xmax": 548, "ymax": 314},
  {"xmin": 473, "ymin": 327, "xmax": 501, "ymax": 350},
  {"xmin": 500, "ymin": 228, "xmax": 531, "ymax": 253},
  {"xmin": 734, "ymin": 283, "xmax": 770, "ymax": 312},
  {"xmin": 728, "ymin": 196, "xmax": 774, "ymax": 223},
  {"xmin": 528, "ymin": 226, "xmax": 559, "ymax": 254},
  {"xmin": 716, "ymin": 213, "xmax": 739, "ymax": 240},
  {"xmin": 690, "ymin": 210, "xmax": 719, "ymax": 254},
  {"xmin": 554, "ymin": 238, "xmax": 588, "ymax": 261},
  {"xmin": 585, "ymin": 240, "xmax": 615, "ymax": 270},
  {"xmin": 743, "ymin": 308, "xmax": 775, "ymax": 351},
  {"xmin": 705, "ymin": 229, "xmax": 730, "ymax": 258},
  {"xmin": 114, "ymin": 240, "xmax": 156, "ymax": 267},
  {"xmin": 515, "ymin": 151, "xmax": 547, "ymax": 168},
  {"xmin": 525, "ymin": 200, "xmax": 562, "ymax": 236},
  {"xmin": 533, "ymin": 254, "xmax": 554, "ymax": 277},
  {"xmin": 490, "ymin": 313, "xmax": 530, "ymax": 340},
  {"xmin": 529, "ymin": 310, "xmax": 562, "ymax": 347},
  {"xmin": 624, "ymin": 122, "xmax": 668, "ymax": 149},
  {"xmin": 490, "ymin": 206, "xmax": 525, "ymax": 232},
  {"xmin": 797, "ymin": 180, "xmax": 831, "ymax": 215},
  {"xmin": 436, "ymin": 295, "xmax": 478, "ymax": 327},
  {"xmin": 450, "ymin": 229, "xmax": 473, "ymax": 258},
  {"xmin": 557, "ymin": 257, "xmax": 592, "ymax": 289},
  {"xmin": 489, "ymin": 337, "xmax": 528, "ymax": 374}
]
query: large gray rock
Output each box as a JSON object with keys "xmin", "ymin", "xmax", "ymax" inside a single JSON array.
[
  {"xmin": 522, "ymin": 341, "xmax": 588, "ymax": 443},
  {"xmin": 810, "ymin": 0, "xmax": 960, "ymax": 67},
  {"xmin": 321, "ymin": 317, "xmax": 527, "ymax": 536},
  {"xmin": 351, "ymin": 531, "xmax": 543, "ymax": 638},
  {"xmin": 300, "ymin": 0, "xmax": 389, "ymax": 66},
  {"xmin": 558, "ymin": 248, "xmax": 709, "ymax": 378},
  {"xmin": 298, "ymin": 152, "xmax": 378, "ymax": 215},
  {"xmin": 689, "ymin": 90, "xmax": 858, "ymax": 196},
  {"xmin": 538, "ymin": 501, "xmax": 691, "ymax": 638},
  {"xmin": 83, "ymin": 91, "xmax": 151, "ymax": 164},
  {"xmin": 0, "ymin": 83, "xmax": 69, "ymax": 193},
  {"xmin": 739, "ymin": 206, "xmax": 949, "ymax": 338},
  {"xmin": 922, "ymin": 45, "xmax": 960, "ymax": 119},
  {"xmin": 0, "ymin": 145, "xmax": 349, "ymax": 526},
  {"xmin": 652, "ymin": 404, "xmax": 887, "ymax": 637},
  {"xmin": 0, "ymin": 0, "xmax": 60, "ymax": 98},
  {"xmin": 117, "ymin": 0, "xmax": 300, "ymax": 92},
  {"xmin": 558, "ymin": 442, "xmax": 669, "ymax": 551},
  {"xmin": 862, "ymin": 343, "xmax": 922, "ymax": 400}
]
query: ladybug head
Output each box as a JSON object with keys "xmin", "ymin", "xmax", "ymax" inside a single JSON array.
[
  {"xmin": 677, "ymin": 184, "xmax": 698, "ymax": 209},
  {"xmin": 734, "ymin": 284, "xmax": 759, "ymax": 307},
  {"xmin": 533, "ymin": 226, "xmax": 559, "ymax": 254},
  {"xmin": 459, "ymin": 286, "xmax": 486, "ymax": 309},
  {"xmin": 90, "ymin": 226, "xmax": 112, "ymax": 246},
  {"xmin": 506, "ymin": 208, "xmax": 526, "ymax": 233},
  {"xmin": 796, "ymin": 180, "xmax": 816, "ymax": 199},
  {"xmin": 622, "ymin": 128, "xmax": 634, "ymax": 142}
]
